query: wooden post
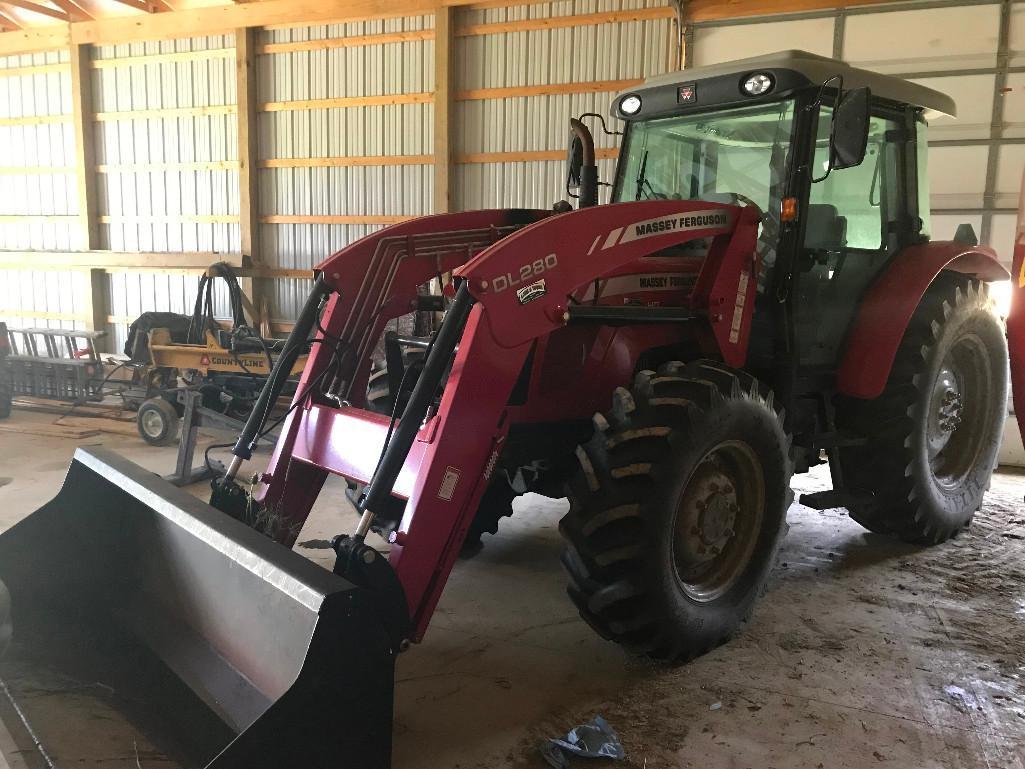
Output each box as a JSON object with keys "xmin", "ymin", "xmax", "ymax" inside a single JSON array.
[
  {"xmin": 433, "ymin": 5, "xmax": 454, "ymax": 214},
  {"xmin": 235, "ymin": 26, "xmax": 265, "ymax": 330},
  {"xmin": 69, "ymin": 42, "xmax": 107, "ymax": 344}
]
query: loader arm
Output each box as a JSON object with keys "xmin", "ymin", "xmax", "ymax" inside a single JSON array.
[{"xmin": 255, "ymin": 199, "xmax": 759, "ymax": 641}]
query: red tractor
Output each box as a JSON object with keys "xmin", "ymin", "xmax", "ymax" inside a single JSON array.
[{"xmin": 1, "ymin": 50, "xmax": 1021, "ymax": 768}]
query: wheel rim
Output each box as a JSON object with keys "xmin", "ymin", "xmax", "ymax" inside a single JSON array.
[
  {"xmin": 141, "ymin": 409, "xmax": 165, "ymax": 439},
  {"xmin": 926, "ymin": 334, "xmax": 992, "ymax": 488},
  {"xmin": 672, "ymin": 441, "xmax": 765, "ymax": 603}
]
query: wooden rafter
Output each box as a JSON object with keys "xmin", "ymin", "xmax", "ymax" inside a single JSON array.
[
  {"xmin": 0, "ymin": 0, "xmax": 70, "ymax": 22},
  {"xmin": 106, "ymin": 0, "xmax": 170, "ymax": 13},
  {"xmin": 0, "ymin": 8, "xmax": 22, "ymax": 29},
  {"xmin": 48, "ymin": 0, "xmax": 91, "ymax": 20}
]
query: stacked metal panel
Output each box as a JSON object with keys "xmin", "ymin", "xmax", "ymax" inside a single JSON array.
[
  {"xmin": 91, "ymin": 34, "xmax": 238, "ymax": 349},
  {"xmin": 455, "ymin": 0, "xmax": 676, "ymax": 212},
  {"xmin": 0, "ymin": 49, "xmax": 82, "ymax": 331},
  {"xmin": 258, "ymin": 16, "xmax": 434, "ymax": 321}
]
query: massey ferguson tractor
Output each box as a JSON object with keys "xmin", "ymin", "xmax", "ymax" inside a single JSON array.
[{"xmin": 0, "ymin": 50, "xmax": 1022, "ymax": 768}]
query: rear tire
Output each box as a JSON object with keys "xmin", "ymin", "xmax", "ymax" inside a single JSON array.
[
  {"xmin": 560, "ymin": 360, "xmax": 792, "ymax": 663},
  {"xmin": 837, "ymin": 276, "xmax": 1008, "ymax": 544},
  {"xmin": 136, "ymin": 397, "xmax": 181, "ymax": 446}
]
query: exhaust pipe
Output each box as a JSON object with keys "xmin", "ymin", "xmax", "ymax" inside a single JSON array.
[{"xmin": 0, "ymin": 448, "xmax": 395, "ymax": 768}]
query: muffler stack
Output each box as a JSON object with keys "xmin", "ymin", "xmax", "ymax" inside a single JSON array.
[{"xmin": 0, "ymin": 448, "xmax": 394, "ymax": 768}]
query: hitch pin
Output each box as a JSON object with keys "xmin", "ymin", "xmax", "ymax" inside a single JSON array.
[{"xmin": 354, "ymin": 508, "xmax": 375, "ymax": 539}]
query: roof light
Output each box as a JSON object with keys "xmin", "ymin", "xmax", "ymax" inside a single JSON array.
[
  {"xmin": 742, "ymin": 73, "xmax": 774, "ymax": 97},
  {"xmin": 620, "ymin": 94, "xmax": 642, "ymax": 116}
]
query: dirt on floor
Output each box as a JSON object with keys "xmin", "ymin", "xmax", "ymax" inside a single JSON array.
[{"xmin": 0, "ymin": 411, "xmax": 1023, "ymax": 768}]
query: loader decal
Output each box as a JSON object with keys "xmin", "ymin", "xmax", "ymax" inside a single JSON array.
[
  {"xmin": 517, "ymin": 279, "xmax": 547, "ymax": 305},
  {"xmin": 438, "ymin": 466, "xmax": 462, "ymax": 501},
  {"xmin": 729, "ymin": 270, "xmax": 750, "ymax": 344},
  {"xmin": 489, "ymin": 253, "xmax": 559, "ymax": 294},
  {"xmin": 609, "ymin": 209, "xmax": 734, "ymax": 248}
]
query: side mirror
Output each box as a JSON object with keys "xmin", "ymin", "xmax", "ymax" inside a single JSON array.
[
  {"xmin": 566, "ymin": 134, "xmax": 584, "ymax": 192},
  {"xmin": 831, "ymin": 86, "xmax": 870, "ymax": 170}
]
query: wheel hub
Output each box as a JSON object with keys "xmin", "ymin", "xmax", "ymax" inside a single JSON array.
[
  {"xmin": 674, "ymin": 462, "xmax": 738, "ymax": 570},
  {"xmin": 928, "ymin": 364, "xmax": 964, "ymax": 458},
  {"xmin": 141, "ymin": 409, "xmax": 164, "ymax": 438}
]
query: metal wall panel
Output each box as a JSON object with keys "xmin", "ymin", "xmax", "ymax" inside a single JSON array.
[
  {"xmin": 0, "ymin": 49, "xmax": 82, "ymax": 331},
  {"xmin": 454, "ymin": 0, "xmax": 676, "ymax": 211},
  {"xmin": 259, "ymin": 16, "xmax": 434, "ymax": 320},
  {"xmin": 91, "ymin": 34, "xmax": 237, "ymax": 349}
]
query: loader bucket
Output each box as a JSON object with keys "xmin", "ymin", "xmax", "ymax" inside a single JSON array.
[{"xmin": 0, "ymin": 448, "xmax": 395, "ymax": 768}]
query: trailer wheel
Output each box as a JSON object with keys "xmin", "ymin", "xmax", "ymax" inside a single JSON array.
[
  {"xmin": 838, "ymin": 276, "xmax": 1008, "ymax": 544},
  {"xmin": 560, "ymin": 360, "xmax": 792, "ymax": 663},
  {"xmin": 136, "ymin": 397, "xmax": 181, "ymax": 446}
]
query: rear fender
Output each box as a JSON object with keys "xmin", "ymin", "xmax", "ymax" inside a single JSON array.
[{"xmin": 836, "ymin": 242, "xmax": 1011, "ymax": 400}]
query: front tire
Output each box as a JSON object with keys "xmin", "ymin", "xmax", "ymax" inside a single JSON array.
[
  {"xmin": 838, "ymin": 276, "xmax": 1008, "ymax": 544},
  {"xmin": 560, "ymin": 360, "xmax": 792, "ymax": 663},
  {"xmin": 0, "ymin": 362, "xmax": 10, "ymax": 420}
]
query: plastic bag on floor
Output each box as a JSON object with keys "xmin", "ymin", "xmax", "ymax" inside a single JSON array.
[{"xmin": 541, "ymin": 715, "xmax": 625, "ymax": 768}]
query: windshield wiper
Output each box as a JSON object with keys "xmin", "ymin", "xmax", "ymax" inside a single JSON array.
[{"xmin": 635, "ymin": 149, "xmax": 656, "ymax": 200}]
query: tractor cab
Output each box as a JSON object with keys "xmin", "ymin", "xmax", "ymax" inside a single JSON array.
[{"xmin": 575, "ymin": 51, "xmax": 957, "ymax": 370}]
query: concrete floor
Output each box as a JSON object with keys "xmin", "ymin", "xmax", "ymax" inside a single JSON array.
[{"xmin": 1, "ymin": 409, "xmax": 1024, "ymax": 768}]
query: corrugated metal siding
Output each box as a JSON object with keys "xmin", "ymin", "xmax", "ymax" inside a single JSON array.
[
  {"xmin": 455, "ymin": 0, "xmax": 676, "ymax": 211},
  {"xmin": 260, "ymin": 16, "xmax": 434, "ymax": 320},
  {"xmin": 92, "ymin": 34, "xmax": 237, "ymax": 350},
  {"xmin": 0, "ymin": 49, "xmax": 82, "ymax": 331}
]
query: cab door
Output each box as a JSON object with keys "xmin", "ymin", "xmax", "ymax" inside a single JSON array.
[{"xmin": 794, "ymin": 106, "xmax": 910, "ymax": 368}]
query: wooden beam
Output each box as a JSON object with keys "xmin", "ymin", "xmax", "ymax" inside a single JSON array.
[
  {"xmin": 0, "ymin": 165, "xmax": 73, "ymax": 174},
  {"xmin": 259, "ymin": 28, "xmax": 433, "ymax": 54},
  {"xmin": 0, "ymin": 26, "xmax": 69, "ymax": 57},
  {"xmin": 456, "ymin": 147, "xmax": 619, "ymax": 164},
  {"xmin": 456, "ymin": 79, "xmax": 643, "ymax": 101},
  {"xmin": 97, "ymin": 160, "xmax": 239, "ymax": 172},
  {"xmin": 98, "ymin": 214, "xmax": 238, "ymax": 223},
  {"xmin": 0, "ymin": 114, "xmax": 70, "ymax": 126},
  {"xmin": 0, "ymin": 62, "xmax": 67, "ymax": 77},
  {"xmin": 259, "ymin": 215, "xmax": 411, "ymax": 225},
  {"xmin": 90, "ymin": 48, "xmax": 234, "ymax": 68},
  {"xmin": 0, "ymin": 250, "xmax": 245, "ymax": 269},
  {"xmin": 434, "ymin": 4, "xmax": 453, "ymax": 214},
  {"xmin": 70, "ymin": 0, "xmax": 438, "ymax": 48},
  {"xmin": 456, "ymin": 7, "xmax": 674, "ymax": 36},
  {"xmin": 685, "ymin": 0, "xmax": 907, "ymax": 23},
  {"xmin": 69, "ymin": 43, "xmax": 99, "ymax": 252},
  {"xmin": 261, "ymin": 154, "xmax": 432, "ymax": 168},
  {"xmin": 0, "ymin": 0, "xmax": 69, "ymax": 22},
  {"xmin": 260, "ymin": 93, "xmax": 431, "ymax": 112},
  {"xmin": 94, "ymin": 105, "xmax": 236, "ymax": 121}
]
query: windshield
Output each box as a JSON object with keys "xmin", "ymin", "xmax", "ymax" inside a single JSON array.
[{"xmin": 614, "ymin": 99, "xmax": 796, "ymax": 214}]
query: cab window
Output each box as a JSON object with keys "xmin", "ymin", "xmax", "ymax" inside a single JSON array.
[{"xmin": 808, "ymin": 109, "xmax": 901, "ymax": 251}]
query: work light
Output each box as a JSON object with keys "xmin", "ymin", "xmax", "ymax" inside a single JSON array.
[
  {"xmin": 742, "ymin": 73, "xmax": 774, "ymax": 96},
  {"xmin": 620, "ymin": 94, "xmax": 642, "ymax": 115}
]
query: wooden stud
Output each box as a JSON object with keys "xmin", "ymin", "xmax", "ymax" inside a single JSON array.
[
  {"xmin": 0, "ymin": 250, "xmax": 245, "ymax": 269},
  {"xmin": 456, "ymin": 79, "xmax": 643, "ymax": 101},
  {"xmin": 98, "ymin": 214, "xmax": 239, "ymax": 223},
  {"xmin": 260, "ymin": 154, "xmax": 432, "ymax": 168},
  {"xmin": 236, "ymin": 26, "xmax": 262, "ymax": 327},
  {"xmin": 434, "ymin": 4, "xmax": 454, "ymax": 214},
  {"xmin": 260, "ymin": 93, "xmax": 431, "ymax": 112}
]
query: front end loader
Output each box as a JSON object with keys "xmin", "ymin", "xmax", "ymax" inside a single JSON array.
[{"xmin": 1, "ymin": 50, "xmax": 1022, "ymax": 766}]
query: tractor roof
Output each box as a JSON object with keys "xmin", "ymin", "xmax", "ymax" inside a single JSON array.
[{"xmin": 614, "ymin": 50, "xmax": 956, "ymax": 121}]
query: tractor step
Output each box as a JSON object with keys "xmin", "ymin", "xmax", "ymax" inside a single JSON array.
[{"xmin": 799, "ymin": 488, "xmax": 874, "ymax": 510}]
